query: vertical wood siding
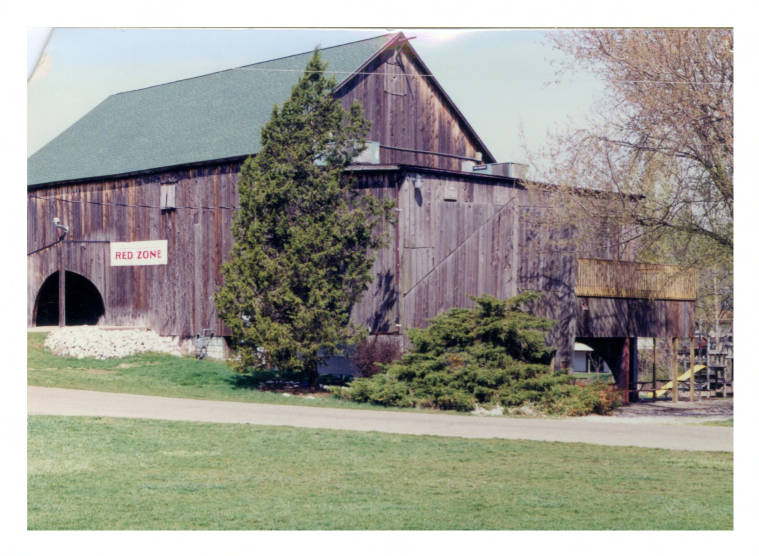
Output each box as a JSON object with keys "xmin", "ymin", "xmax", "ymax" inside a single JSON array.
[
  {"xmin": 28, "ymin": 162, "xmax": 242, "ymax": 337},
  {"xmin": 335, "ymin": 47, "xmax": 484, "ymax": 171},
  {"xmin": 396, "ymin": 173, "xmax": 520, "ymax": 330},
  {"xmin": 347, "ymin": 173, "xmax": 399, "ymax": 333}
]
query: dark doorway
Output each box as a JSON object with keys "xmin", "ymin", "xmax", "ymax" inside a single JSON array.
[
  {"xmin": 34, "ymin": 271, "xmax": 105, "ymax": 326},
  {"xmin": 577, "ymin": 337, "xmax": 639, "ymax": 403}
]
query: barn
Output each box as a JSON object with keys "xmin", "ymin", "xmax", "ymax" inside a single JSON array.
[{"xmin": 27, "ymin": 32, "xmax": 696, "ymax": 401}]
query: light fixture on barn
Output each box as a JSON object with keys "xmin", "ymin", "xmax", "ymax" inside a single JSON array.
[
  {"xmin": 413, "ymin": 176, "xmax": 424, "ymax": 206},
  {"xmin": 53, "ymin": 216, "xmax": 69, "ymax": 237}
]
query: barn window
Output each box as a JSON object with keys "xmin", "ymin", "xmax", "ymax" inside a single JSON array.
[{"xmin": 160, "ymin": 184, "xmax": 176, "ymax": 210}]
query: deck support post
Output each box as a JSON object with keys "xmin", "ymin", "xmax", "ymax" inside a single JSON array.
[
  {"xmin": 629, "ymin": 337, "xmax": 639, "ymax": 402},
  {"xmin": 652, "ymin": 338, "xmax": 657, "ymax": 401},
  {"xmin": 723, "ymin": 366, "xmax": 728, "ymax": 398},
  {"xmin": 689, "ymin": 337, "xmax": 695, "ymax": 402},
  {"xmin": 671, "ymin": 337, "xmax": 679, "ymax": 403},
  {"xmin": 621, "ymin": 338, "xmax": 630, "ymax": 404}
]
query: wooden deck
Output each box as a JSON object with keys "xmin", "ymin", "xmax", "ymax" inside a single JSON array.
[{"xmin": 575, "ymin": 258, "xmax": 697, "ymax": 301}]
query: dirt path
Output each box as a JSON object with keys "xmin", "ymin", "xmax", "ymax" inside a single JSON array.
[
  {"xmin": 27, "ymin": 386, "xmax": 733, "ymax": 452},
  {"xmin": 611, "ymin": 398, "xmax": 733, "ymax": 418}
]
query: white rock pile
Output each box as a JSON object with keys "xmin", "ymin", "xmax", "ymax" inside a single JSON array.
[{"xmin": 44, "ymin": 326, "xmax": 184, "ymax": 360}]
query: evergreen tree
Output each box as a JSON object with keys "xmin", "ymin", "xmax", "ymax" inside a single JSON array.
[{"xmin": 215, "ymin": 50, "xmax": 393, "ymax": 385}]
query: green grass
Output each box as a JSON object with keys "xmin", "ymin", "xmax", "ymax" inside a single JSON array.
[
  {"xmin": 700, "ymin": 419, "xmax": 733, "ymax": 427},
  {"xmin": 569, "ymin": 372, "xmax": 613, "ymax": 381},
  {"xmin": 27, "ymin": 415, "xmax": 733, "ymax": 530},
  {"xmin": 27, "ymin": 332, "xmax": 398, "ymax": 411}
]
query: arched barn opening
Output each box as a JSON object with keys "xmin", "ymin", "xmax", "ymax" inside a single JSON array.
[{"xmin": 33, "ymin": 271, "xmax": 105, "ymax": 326}]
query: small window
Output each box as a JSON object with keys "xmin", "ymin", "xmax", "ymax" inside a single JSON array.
[{"xmin": 160, "ymin": 184, "xmax": 176, "ymax": 211}]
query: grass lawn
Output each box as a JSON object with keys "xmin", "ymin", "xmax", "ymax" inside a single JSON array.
[
  {"xmin": 27, "ymin": 332, "xmax": 392, "ymax": 411},
  {"xmin": 700, "ymin": 419, "xmax": 733, "ymax": 427},
  {"xmin": 569, "ymin": 372, "xmax": 614, "ymax": 382},
  {"xmin": 28, "ymin": 415, "xmax": 733, "ymax": 530}
]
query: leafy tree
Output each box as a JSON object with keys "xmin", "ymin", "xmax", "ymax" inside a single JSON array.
[
  {"xmin": 532, "ymin": 29, "xmax": 733, "ymax": 326},
  {"xmin": 334, "ymin": 294, "xmax": 620, "ymax": 416},
  {"xmin": 215, "ymin": 50, "xmax": 393, "ymax": 385}
]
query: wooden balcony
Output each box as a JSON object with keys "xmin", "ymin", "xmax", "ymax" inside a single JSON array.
[{"xmin": 575, "ymin": 258, "xmax": 697, "ymax": 301}]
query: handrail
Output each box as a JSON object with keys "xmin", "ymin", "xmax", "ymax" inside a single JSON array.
[{"xmin": 575, "ymin": 258, "xmax": 697, "ymax": 301}]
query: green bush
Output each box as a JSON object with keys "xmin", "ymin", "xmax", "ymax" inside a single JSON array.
[
  {"xmin": 331, "ymin": 374, "xmax": 414, "ymax": 408},
  {"xmin": 334, "ymin": 293, "xmax": 620, "ymax": 416}
]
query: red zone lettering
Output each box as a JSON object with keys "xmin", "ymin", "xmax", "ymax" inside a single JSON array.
[{"xmin": 114, "ymin": 250, "xmax": 162, "ymax": 260}]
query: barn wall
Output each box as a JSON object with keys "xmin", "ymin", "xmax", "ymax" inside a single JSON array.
[
  {"xmin": 391, "ymin": 174, "xmax": 695, "ymax": 365},
  {"xmin": 347, "ymin": 172, "xmax": 399, "ymax": 333},
  {"xmin": 28, "ymin": 162, "xmax": 242, "ymax": 337},
  {"xmin": 391, "ymin": 174, "xmax": 584, "ymax": 360},
  {"xmin": 28, "ymin": 165, "xmax": 405, "ymax": 339},
  {"xmin": 393, "ymin": 172, "xmax": 521, "ymax": 330},
  {"xmin": 335, "ymin": 47, "xmax": 485, "ymax": 171},
  {"xmin": 28, "ymin": 162, "xmax": 696, "ymax": 357}
]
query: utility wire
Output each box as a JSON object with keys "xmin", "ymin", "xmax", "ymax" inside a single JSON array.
[
  {"xmin": 26, "ymin": 237, "xmax": 64, "ymax": 256},
  {"xmin": 29, "ymin": 194, "xmax": 236, "ymax": 211},
  {"xmin": 30, "ymin": 192, "xmax": 588, "ymax": 214},
  {"xmin": 235, "ymin": 66, "xmax": 730, "ymax": 86},
  {"xmin": 29, "ymin": 194, "xmax": 642, "ymax": 255}
]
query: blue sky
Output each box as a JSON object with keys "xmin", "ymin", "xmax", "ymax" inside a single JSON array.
[{"xmin": 27, "ymin": 28, "xmax": 605, "ymax": 178}]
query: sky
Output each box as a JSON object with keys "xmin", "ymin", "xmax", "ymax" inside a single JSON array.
[{"xmin": 26, "ymin": 28, "xmax": 606, "ymax": 179}]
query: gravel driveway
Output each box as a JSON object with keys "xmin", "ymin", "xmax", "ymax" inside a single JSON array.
[{"xmin": 28, "ymin": 386, "xmax": 733, "ymax": 452}]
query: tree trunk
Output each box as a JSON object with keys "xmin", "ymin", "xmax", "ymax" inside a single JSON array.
[{"xmin": 306, "ymin": 360, "xmax": 319, "ymax": 387}]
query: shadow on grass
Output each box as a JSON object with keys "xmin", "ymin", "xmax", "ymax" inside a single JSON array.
[{"xmin": 224, "ymin": 369, "xmax": 353, "ymax": 391}]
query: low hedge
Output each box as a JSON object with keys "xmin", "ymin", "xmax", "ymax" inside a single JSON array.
[{"xmin": 333, "ymin": 293, "xmax": 620, "ymax": 416}]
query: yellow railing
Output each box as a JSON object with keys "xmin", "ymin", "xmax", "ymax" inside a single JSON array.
[{"xmin": 575, "ymin": 258, "xmax": 697, "ymax": 301}]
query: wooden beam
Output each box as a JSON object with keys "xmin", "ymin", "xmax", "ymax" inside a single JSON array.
[
  {"xmin": 652, "ymin": 338, "xmax": 657, "ymax": 401},
  {"xmin": 57, "ymin": 243, "xmax": 65, "ymax": 327},
  {"xmin": 630, "ymin": 337, "xmax": 639, "ymax": 402},
  {"xmin": 621, "ymin": 338, "xmax": 630, "ymax": 404},
  {"xmin": 689, "ymin": 337, "xmax": 695, "ymax": 402},
  {"xmin": 723, "ymin": 365, "xmax": 728, "ymax": 398},
  {"xmin": 671, "ymin": 338, "xmax": 679, "ymax": 403}
]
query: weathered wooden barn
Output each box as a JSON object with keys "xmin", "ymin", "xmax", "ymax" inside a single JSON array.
[{"xmin": 27, "ymin": 32, "xmax": 696, "ymax": 400}]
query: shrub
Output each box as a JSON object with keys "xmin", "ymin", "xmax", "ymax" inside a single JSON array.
[
  {"xmin": 334, "ymin": 293, "xmax": 617, "ymax": 416},
  {"xmin": 352, "ymin": 336, "xmax": 402, "ymax": 377},
  {"xmin": 333, "ymin": 374, "xmax": 414, "ymax": 407}
]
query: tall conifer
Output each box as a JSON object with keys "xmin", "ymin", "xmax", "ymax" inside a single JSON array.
[{"xmin": 215, "ymin": 50, "xmax": 392, "ymax": 384}]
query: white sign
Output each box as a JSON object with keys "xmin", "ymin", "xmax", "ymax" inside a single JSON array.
[{"xmin": 110, "ymin": 240, "xmax": 168, "ymax": 266}]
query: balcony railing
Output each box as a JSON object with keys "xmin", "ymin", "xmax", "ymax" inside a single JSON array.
[{"xmin": 576, "ymin": 258, "xmax": 697, "ymax": 301}]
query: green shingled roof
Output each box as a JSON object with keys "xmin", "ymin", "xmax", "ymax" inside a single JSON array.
[{"xmin": 28, "ymin": 33, "xmax": 396, "ymax": 186}]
